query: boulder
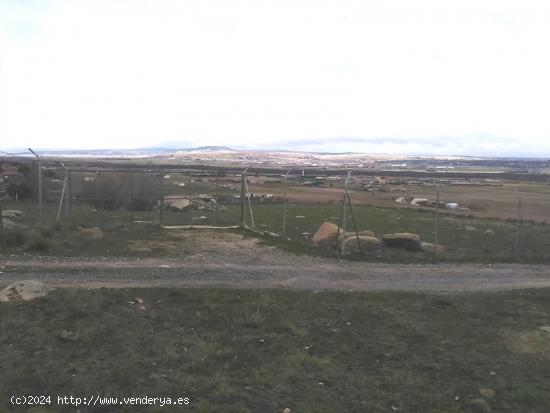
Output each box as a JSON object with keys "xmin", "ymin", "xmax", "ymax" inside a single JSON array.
[
  {"xmin": 1, "ymin": 218, "xmax": 25, "ymax": 230},
  {"xmin": 343, "ymin": 236, "xmax": 381, "ymax": 254},
  {"xmin": 382, "ymin": 233, "xmax": 422, "ymax": 251},
  {"xmin": 1, "ymin": 209, "xmax": 26, "ymax": 220},
  {"xmin": 78, "ymin": 227, "xmax": 103, "ymax": 239},
  {"xmin": 165, "ymin": 197, "xmax": 191, "ymax": 211},
  {"xmin": 358, "ymin": 230, "xmax": 376, "ymax": 237},
  {"xmin": 0, "ymin": 281, "xmax": 51, "ymax": 303},
  {"xmin": 421, "ymin": 242, "xmax": 444, "ymax": 255},
  {"xmin": 465, "ymin": 398, "xmax": 491, "ymax": 413},
  {"xmin": 479, "ymin": 388, "xmax": 496, "ymax": 399},
  {"xmin": 312, "ymin": 222, "xmax": 343, "ymax": 247}
]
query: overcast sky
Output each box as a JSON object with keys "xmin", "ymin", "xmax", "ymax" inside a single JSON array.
[{"xmin": 1, "ymin": 0, "xmax": 549, "ymax": 157}]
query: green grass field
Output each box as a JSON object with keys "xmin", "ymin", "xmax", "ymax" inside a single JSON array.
[
  {"xmin": 1, "ymin": 288, "xmax": 550, "ymax": 412},
  {"xmin": 2, "ymin": 199, "xmax": 550, "ymax": 262}
]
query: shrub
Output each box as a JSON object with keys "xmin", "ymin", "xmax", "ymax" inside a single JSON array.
[
  {"xmin": 6, "ymin": 183, "xmax": 33, "ymax": 200},
  {"xmin": 24, "ymin": 231, "xmax": 52, "ymax": 252},
  {"xmin": 1, "ymin": 228, "xmax": 28, "ymax": 247}
]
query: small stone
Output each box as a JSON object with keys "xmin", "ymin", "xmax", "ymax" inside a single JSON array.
[
  {"xmin": 538, "ymin": 326, "xmax": 550, "ymax": 334},
  {"xmin": 466, "ymin": 398, "xmax": 491, "ymax": 413},
  {"xmin": 479, "ymin": 388, "xmax": 496, "ymax": 399},
  {"xmin": 282, "ymin": 408, "xmax": 291, "ymax": 413}
]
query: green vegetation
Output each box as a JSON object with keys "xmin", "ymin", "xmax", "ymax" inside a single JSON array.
[
  {"xmin": 1, "ymin": 198, "xmax": 550, "ymax": 262},
  {"xmin": 248, "ymin": 203, "xmax": 550, "ymax": 263},
  {"xmin": 1, "ymin": 288, "xmax": 550, "ymax": 412}
]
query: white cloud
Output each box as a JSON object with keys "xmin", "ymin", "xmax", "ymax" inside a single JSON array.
[{"xmin": 1, "ymin": 0, "xmax": 550, "ymax": 155}]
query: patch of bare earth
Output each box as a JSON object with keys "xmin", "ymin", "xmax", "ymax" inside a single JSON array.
[
  {"xmin": 504, "ymin": 329, "xmax": 550, "ymax": 359},
  {"xmin": 128, "ymin": 229, "xmax": 276, "ymax": 258}
]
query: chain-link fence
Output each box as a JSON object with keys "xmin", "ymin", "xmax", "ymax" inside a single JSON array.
[{"xmin": 1, "ymin": 163, "xmax": 549, "ymax": 262}]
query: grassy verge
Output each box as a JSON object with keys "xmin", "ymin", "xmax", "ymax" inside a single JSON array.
[
  {"xmin": 2, "ymin": 200, "xmax": 550, "ymax": 262},
  {"xmin": 1, "ymin": 288, "xmax": 550, "ymax": 412}
]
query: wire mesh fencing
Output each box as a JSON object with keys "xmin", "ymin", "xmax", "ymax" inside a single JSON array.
[{"xmin": 1, "ymin": 164, "xmax": 549, "ymax": 263}]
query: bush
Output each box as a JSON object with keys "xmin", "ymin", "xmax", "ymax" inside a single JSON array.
[
  {"xmin": 6, "ymin": 183, "xmax": 33, "ymax": 200},
  {"xmin": 24, "ymin": 231, "xmax": 52, "ymax": 252},
  {"xmin": 78, "ymin": 172, "xmax": 159, "ymax": 211},
  {"xmin": 1, "ymin": 228, "xmax": 28, "ymax": 247}
]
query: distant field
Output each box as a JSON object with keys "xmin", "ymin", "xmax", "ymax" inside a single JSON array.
[
  {"xmin": 1, "ymin": 287, "xmax": 550, "ymax": 412},
  {"xmin": 246, "ymin": 180, "xmax": 550, "ymax": 224}
]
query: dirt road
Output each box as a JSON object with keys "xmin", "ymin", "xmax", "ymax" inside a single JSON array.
[{"xmin": 2, "ymin": 252, "xmax": 550, "ymax": 292}]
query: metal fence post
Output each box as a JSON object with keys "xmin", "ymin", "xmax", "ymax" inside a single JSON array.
[
  {"xmin": 215, "ymin": 172, "xmax": 219, "ymax": 225},
  {"xmin": 159, "ymin": 173, "xmax": 165, "ymax": 226},
  {"xmin": 65, "ymin": 170, "xmax": 72, "ymax": 216},
  {"xmin": 282, "ymin": 169, "xmax": 291, "ymax": 237},
  {"xmin": 433, "ymin": 184, "xmax": 440, "ymax": 261},
  {"xmin": 240, "ymin": 171, "xmax": 246, "ymax": 225},
  {"xmin": 28, "ymin": 148, "xmax": 42, "ymax": 225},
  {"xmin": 340, "ymin": 173, "xmax": 348, "ymax": 256},
  {"xmin": 130, "ymin": 171, "xmax": 134, "ymax": 226},
  {"xmin": 244, "ymin": 175, "xmax": 255, "ymax": 228},
  {"xmin": 56, "ymin": 173, "xmax": 67, "ymax": 222},
  {"xmin": 346, "ymin": 183, "xmax": 362, "ymax": 255},
  {"xmin": 0, "ymin": 202, "xmax": 4, "ymax": 249},
  {"xmin": 56, "ymin": 161, "xmax": 69, "ymax": 222},
  {"xmin": 514, "ymin": 189, "xmax": 522, "ymax": 258},
  {"xmin": 98, "ymin": 171, "xmax": 104, "ymax": 229}
]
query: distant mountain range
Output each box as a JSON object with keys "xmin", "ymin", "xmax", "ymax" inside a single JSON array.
[
  {"xmin": 0, "ymin": 146, "xmax": 236, "ymax": 157},
  {"xmin": 0, "ymin": 146, "xmax": 548, "ymax": 161}
]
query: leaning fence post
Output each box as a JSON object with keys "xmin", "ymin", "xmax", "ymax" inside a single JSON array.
[
  {"xmin": 240, "ymin": 171, "xmax": 246, "ymax": 225},
  {"xmin": 346, "ymin": 189, "xmax": 362, "ymax": 255},
  {"xmin": 56, "ymin": 173, "xmax": 67, "ymax": 222},
  {"xmin": 244, "ymin": 176, "xmax": 255, "ymax": 228},
  {"xmin": 55, "ymin": 160, "xmax": 69, "ymax": 222},
  {"xmin": 340, "ymin": 173, "xmax": 348, "ymax": 256}
]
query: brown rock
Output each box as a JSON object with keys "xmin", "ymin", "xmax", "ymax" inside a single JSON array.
[
  {"xmin": 421, "ymin": 242, "xmax": 444, "ymax": 255},
  {"xmin": 78, "ymin": 226, "xmax": 103, "ymax": 239},
  {"xmin": 343, "ymin": 236, "xmax": 382, "ymax": 254},
  {"xmin": 382, "ymin": 233, "xmax": 422, "ymax": 251},
  {"xmin": 466, "ymin": 398, "xmax": 491, "ymax": 412},
  {"xmin": 358, "ymin": 230, "xmax": 376, "ymax": 237},
  {"xmin": 479, "ymin": 388, "xmax": 496, "ymax": 399},
  {"xmin": 312, "ymin": 222, "xmax": 343, "ymax": 247}
]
